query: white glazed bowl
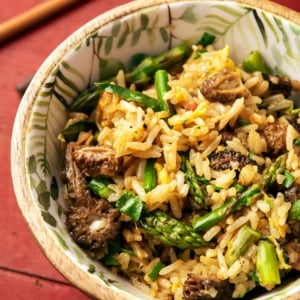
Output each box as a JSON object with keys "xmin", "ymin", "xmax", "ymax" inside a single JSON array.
[{"xmin": 11, "ymin": 0, "xmax": 300, "ymax": 299}]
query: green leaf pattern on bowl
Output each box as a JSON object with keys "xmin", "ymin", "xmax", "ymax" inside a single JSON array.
[{"xmin": 25, "ymin": 1, "xmax": 300, "ymax": 297}]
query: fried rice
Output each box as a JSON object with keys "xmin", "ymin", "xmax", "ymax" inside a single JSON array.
[{"xmin": 60, "ymin": 43, "xmax": 300, "ymax": 300}]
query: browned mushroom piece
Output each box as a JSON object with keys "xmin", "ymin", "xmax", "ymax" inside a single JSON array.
[
  {"xmin": 283, "ymin": 240, "xmax": 300, "ymax": 271},
  {"xmin": 72, "ymin": 145, "xmax": 122, "ymax": 178},
  {"xmin": 63, "ymin": 142, "xmax": 91, "ymax": 202},
  {"xmin": 200, "ymin": 68, "xmax": 249, "ymax": 103},
  {"xmin": 183, "ymin": 274, "xmax": 234, "ymax": 300},
  {"xmin": 66, "ymin": 199, "xmax": 121, "ymax": 253},
  {"xmin": 263, "ymin": 74, "xmax": 293, "ymax": 98},
  {"xmin": 261, "ymin": 121, "xmax": 287, "ymax": 156},
  {"xmin": 209, "ymin": 149, "xmax": 256, "ymax": 171},
  {"xmin": 63, "ymin": 142, "xmax": 121, "ymax": 255}
]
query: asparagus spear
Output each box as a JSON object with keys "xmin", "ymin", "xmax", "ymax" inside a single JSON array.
[
  {"xmin": 143, "ymin": 158, "xmax": 157, "ymax": 192},
  {"xmin": 261, "ymin": 153, "xmax": 287, "ymax": 190},
  {"xmin": 289, "ymin": 199, "xmax": 300, "ymax": 221},
  {"xmin": 94, "ymin": 83, "xmax": 165, "ymax": 112},
  {"xmin": 140, "ymin": 210, "xmax": 207, "ymax": 249},
  {"xmin": 225, "ymin": 225, "xmax": 261, "ymax": 266},
  {"xmin": 182, "ymin": 154, "xmax": 207, "ymax": 209},
  {"xmin": 192, "ymin": 184, "xmax": 260, "ymax": 232},
  {"xmin": 126, "ymin": 43, "xmax": 191, "ymax": 84},
  {"xmin": 242, "ymin": 50, "xmax": 271, "ymax": 74},
  {"xmin": 154, "ymin": 69, "xmax": 175, "ymax": 114},
  {"xmin": 69, "ymin": 43, "xmax": 191, "ymax": 112},
  {"xmin": 192, "ymin": 154, "xmax": 287, "ymax": 233},
  {"xmin": 256, "ymin": 240, "xmax": 281, "ymax": 290}
]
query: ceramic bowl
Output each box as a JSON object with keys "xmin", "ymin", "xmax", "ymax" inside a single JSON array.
[{"xmin": 11, "ymin": 0, "xmax": 300, "ymax": 299}]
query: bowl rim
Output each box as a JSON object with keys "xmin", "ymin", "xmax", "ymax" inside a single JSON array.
[{"xmin": 10, "ymin": 0, "xmax": 300, "ymax": 299}]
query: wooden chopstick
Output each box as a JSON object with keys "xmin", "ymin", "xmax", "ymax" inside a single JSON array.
[{"xmin": 0, "ymin": 0, "xmax": 82, "ymax": 43}]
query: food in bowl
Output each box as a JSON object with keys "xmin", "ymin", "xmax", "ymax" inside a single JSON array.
[
  {"xmin": 12, "ymin": 1, "xmax": 300, "ymax": 299},
  {"xmin": 58, "ymin": 36, "xmax": 300, "ymax": 299}
]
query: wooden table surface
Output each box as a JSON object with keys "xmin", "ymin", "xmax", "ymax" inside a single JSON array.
[{"xmin": 1, "ymin": 0, "xmax": 300, "ymax": 299}]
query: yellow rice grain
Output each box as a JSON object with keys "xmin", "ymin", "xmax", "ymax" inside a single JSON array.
[
  {"xmin": 159, "ymin": 260, "xmax": 184, "ymax": 276},
  {"xmin": 130, "ymin": 242, "xmax": 149, "ymax": 259},
  {"xmin": 117, "ymin": 252, "xmax": 130, "ymax": 270},
  {"xmin": 227, "ymin": 216, "xmax": 249, "ymax": 233},
  {"xmin": 203, "ymin": 225, "xmax": 222, "ymax": 241},
  {"xmin": 217, "ymin": 249, "xmax": 229, "ymax": 280},
  {"xmin": 228, "ymin": 260, "xmax": 242, "ymax": 279}
]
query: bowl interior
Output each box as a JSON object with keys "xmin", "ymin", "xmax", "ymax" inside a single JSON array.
[{"xmin": 12, "ymin": 0, "xmax": 300, "ymax": 299}]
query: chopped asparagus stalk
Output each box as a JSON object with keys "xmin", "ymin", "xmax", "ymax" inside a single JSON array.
[
  {"xmin": 242, "ymin": 50, "xmax": 271, "ymax": 74},
  {"xmin": 182, "ymin": 154, "xmax": 207, "ymax": 209},
  {"xmin": 225, "ymin": 225, "xmax": 261, "ymax": 266},
  {"xmin": 141, "ymin": 210, "xmax": 207, "ymax": 249},
  {"xmin": 289, "ymin": 199, "xmax": 300, "ymax": 221},
  {"xmin": 69, "ymin": 44, "xmax": 191, "ymax": 112},
  {"xmin": 232, "ymin": 183, "xmax": 261, "ymax": 212},
  {"xmin": 261, "ymin": 154, "xmax": 287, "ymax": 190},
  {"xmin": 192, "ymin": 198, "xmax": 235, "ymax": 232},
  {"xmin": 148, "ymin": 261, "xmax": 165, "ymax": 281},
  {"xmin": 95, "ymin": 83, "xmax": 164, "ymax": 111},
  {"xmin": 143, "ymin": 158, "xmax": 157, "ymax": 192},
  {"xmin": 116, "ymin": 191, "xmax": 144, "ymax": 222},
  {"xmin": 126, "ymin": 43, "xmax": 191, "ymax": 84},
  {"xmin": 154, "ymin": 69, "xmax": 175, "ymax": 114},
  {"xmin": 88, "ymin": 177, "xmax": 113, "ymax": 199},
  {"xmin": 58, "ymin": 114, "xmax": 97, "ymax": 142},
  {"xmin": 256, "ymin": 240, "xmax": 281, "ymax": 290},
  {"xmin": 198, "ymin": 32, "xmax": 216, "ymax": 46},
  {"xmin": 192, "ymin": 184, "xmax": 260, "ymax": 232}
]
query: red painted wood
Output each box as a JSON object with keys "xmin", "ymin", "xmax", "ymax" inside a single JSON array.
[
  {"xmin": 0, "ymin": 269, "xmax": 89, "ymax": 300},
  {"xmin": 0, "ymin": 0, "xmax": 299, "ymax": 299}
]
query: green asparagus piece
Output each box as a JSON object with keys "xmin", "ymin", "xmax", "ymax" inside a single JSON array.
[
  {"xmin": 232, "ymin": 183, "xmax": 261, "ymax": 212},
  {"xmin": 68, "ymin": 85, "xmax": 104, "ymax": 113},
  {"xmin": 242, "ymin": 50, "xmax": 271, "ymax": 74},
  {"xmin": 58, "ymin": 117, "xmax": 97, "ymax": 143},
  {"xmin": 88, "ymin": 177, "xmax": 113, "ymax": 199},
  {"xmin": 154, "ymin": 69, "xmax": 171, "ymax": 112},
  {"xmin": 261, "ymin": 154, "xmax": 287, "ymax": 190},
  {"xmin": 289, "ymin": 199, "xmax": 300, "ymax": 221},
  {"xmin": 116, "ymin": 191, "xmax": 144, "ymax": 222},
  {"xmin": 148, "ymin": 261, "xmax": 165, "ymax": 281},
  {"xmin": 192, "ymin": 184, "xmax": 261, "ymax": 232},
  {"xmin": 95, "ymin": 83, "xmax": 165, "ymax": 112},
  {"xmin": 192, "ymin": 198, "xmax": 235, "ymax": 232},
  {"xmin": 198, "ymin": 32, "xmax": 216, "ymax": 47},
  {"xmin": 126, "ymin": 43, "xmax": 191, "ymax": 84},
  {"xmin": 225, "ymin": 225, "xmax": 261, "ymax": 266},
  {"xmin": 283, "ymin": 170, "xmax": 295, "ymax": 188},
  {"xmin": 192, "ymin": 155, "xmax": 288, "ymax": 233},
  {"xmin": 256, "ymin": 240, "xmax": 281, "ymax": 290},
  {"xmin": 182, "ymin": 154, "xmax": 207, "ymax": 209},
  {"xmin": 143, "ymin": 158, "xmax": 157, "ymax": 192},
  {"xmin": 69, "ymin": 44, "xmax": 191, "ymax": 112},
  {"xmin": 140, "ymin": 210, "xmax": 207, "ymax": 249}
]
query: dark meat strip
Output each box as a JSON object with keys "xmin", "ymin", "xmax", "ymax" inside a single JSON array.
[
  {"xmin": 72, "ymin": 145, "xmax": 121, "ymax": 178},
  {"xmin": 283, "ymin": 240, "xmax": 300, "ymax": 271},
  {"xmin": 63, "ymin": 142, "xmax": 92, "ymax": 203},
  {"xmin": 261, "ymin": 121, "xmax": 287, "ymax": 156},
  {"xmin": 209, "ymin": 149, "xmax": 256, "ymax": 171},
  {"xmin": 200, "ymin": 68, "xmax": 249, "ymax": 103},
  {"xmin": 66, "ymin": 199, "xmax": 121, "ymax": 253},
  {"xmin": 183, "ymin": 274, "xmax": 233, "ymax": 300}
]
